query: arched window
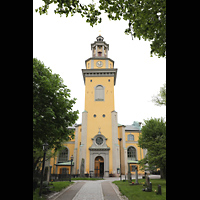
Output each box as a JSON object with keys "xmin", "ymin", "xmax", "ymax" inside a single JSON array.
[
  {"xmin": 95, "ymin": 85, "xmax": 104, "ymax": 101},
  {"xmin": 128, "ymin": 134, "xmax": 134, "ymax": 141},
  {"xmin": 127, "ymin": 146, "xmax": 137, "ymax": 161},
  {"xmin": 58, "ymin": 148, "xmax": 68, "ymax": 163},
  {"xmin": 128, "ymin": 134, "xmax": 134, "ymax": 140}
]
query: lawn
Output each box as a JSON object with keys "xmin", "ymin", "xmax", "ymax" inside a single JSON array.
[
  {"xmin": 51, "ymin": 181, "xmax": 74, "ymax": 192},
  {"xmin": 113, "ymin": 179, "xmax": 166, "ymax": 200},
  {"xmin": 33, "ymin": 181, "xmax": 74, "ymax": 200}
]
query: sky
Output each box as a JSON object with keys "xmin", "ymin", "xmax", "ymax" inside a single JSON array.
[{"xmin": 33, "ymin": 0, "xmax": 166, "ymax": 126}]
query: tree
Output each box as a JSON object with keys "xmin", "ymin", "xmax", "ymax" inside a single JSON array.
[
  {"xmin": 138, "ymin": 118, "xmax": 166, "ymax": 179},
  {"xmin": 152, "ymin": 82, "xmax": 166, "ymax": 106},
  {"xmin": 35, "ymin": 0, "xmax": 166, "ymax": 58},
  {"xmin": 33, "ymin": 58, "xmax": 79, "ymax": 168}
]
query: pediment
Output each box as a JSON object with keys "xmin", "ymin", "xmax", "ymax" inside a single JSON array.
[{"xmin": 89, "ymin": 134, "xmax": 110, "ymax": 150}]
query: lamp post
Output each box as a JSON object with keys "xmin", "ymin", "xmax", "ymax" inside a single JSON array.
[
  {"xmin": 118, "ymin": 138, "xmax": 122, "ymax": 181},
  {"xmin": 70, "ymin": 155, "xmax": 74, "ymax": 182},
  {"xmin": 39, "ymin": 142, "xmax": 49, "ymax": 197}
]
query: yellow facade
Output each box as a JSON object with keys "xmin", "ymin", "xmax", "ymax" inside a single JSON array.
[
  {"xmin": 84, "ymin": 75, "xmax": 115, "ymax": 173},
  {"xmin": 86, "ymin": 59, "xmax": 114, "ymax": 69},
  {"xmin": 49, "ymin": 35, "xmax": 145, "ymax": 176}
]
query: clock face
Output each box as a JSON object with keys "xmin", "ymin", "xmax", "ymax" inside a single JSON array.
[{"xmin": 96, "ymin": 61, "xmax": 103, "ymax": 67}]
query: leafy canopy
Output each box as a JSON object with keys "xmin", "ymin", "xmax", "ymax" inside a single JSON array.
[
  {"xmin": 35, "ymin": 0, "xmax": 166, "ymax": 58},
  {"xmin": 138, "ymin": 117, "xmax": 166, "ymax": 178},
  {"xmin": 33, "ymin": 58, "xmax": 79, "ymax": 151},
  {"xmin": 152, "ymin": 82, "xmax": 166, "ymax": 106}
]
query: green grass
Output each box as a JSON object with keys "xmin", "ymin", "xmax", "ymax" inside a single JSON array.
[
  {"xmin": 33, "ymin": 188, "xmax": 46, "ymax": 200},
  {"xmin": 51, "ymin": 181, "xmax": 74, "ymax": 192},
  {"xmin": 33, "ymin": 181, "xmax": 74, "ymax": 200},
  {"xmin": 113, "ymin": 179, "xmax": 166, "ymax": 200}
]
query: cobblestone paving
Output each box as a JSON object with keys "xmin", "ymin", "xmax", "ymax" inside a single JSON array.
[
  {"xmin": 51, "ymin": 178, "xmax": 136, "ymax": 200},
  {"xmin": 72, "ymin": 181, "xmax": 104, "ymax": 200},
  {"xmin": 101, "ymin": 181, "xmax": 121, "ymax": 200}
]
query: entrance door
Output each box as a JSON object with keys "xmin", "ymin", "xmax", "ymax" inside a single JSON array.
[
  {"xmin": 94, "ymin": 156, "xmax": 104, "ymax": 177},
  {"xmin": 100, "ymin": 163, "xmax": 104, "ymax": 177}
]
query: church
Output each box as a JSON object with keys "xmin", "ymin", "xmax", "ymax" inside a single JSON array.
[{"xmin": 49, "ymin": 35, "xmax": 146, "ymax": 177}]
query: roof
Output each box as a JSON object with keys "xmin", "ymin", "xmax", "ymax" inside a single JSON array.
[
  {"xmin": 127, "ymin": 160, "xmax": 139, "ymax": 164},
  {"xmin": 125, "ymin": 125, "xmax": 141, "ymax": 131},
  {"xmin": 125, "ymin": 121, "xmax": 142, "ymax": 131},
  {"xmin": 55, "ymin": 161, "xmax": 74, "ymax": 166}
]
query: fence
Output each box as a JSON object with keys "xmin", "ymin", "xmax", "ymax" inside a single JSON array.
[
  {"xmin": 50, "ymin": 174, "xmax": 71, "ymax": 182},
  {"xmin": 33, "ymin": 172, "xmax": 47, "ymax": 181}
]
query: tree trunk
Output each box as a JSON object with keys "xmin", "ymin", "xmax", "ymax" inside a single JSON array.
[{"xmin": 160, "ymin": 167, "xmax": 166, "ymax": 179}]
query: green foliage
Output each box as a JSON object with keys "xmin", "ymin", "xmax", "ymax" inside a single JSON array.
[
  {"xmin": 33, "ymin": 58, "xmax": 79, "ymax": 151},
  {"xmin": 33, "ymin": 188, "xmax": 46, "ymax": 200},
  {"xmin": 35, "ymin": 0, "xmax": 101, "ymax": 27},
  {"xmin": 35, "ymin": 0, "xmax": 166, "ymax": 58},
  {"xmin": 152, "ymin": 83, "xmax": 166, "ymax": 106},
  {"xmin": 138, "ymin": 118, "xmax": 166, "ymax": 179}
]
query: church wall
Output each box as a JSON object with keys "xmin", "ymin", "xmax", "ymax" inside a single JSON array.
[
  {"xmin": 56, "ymin": 165, "xmax": 71, "ymax": 174},
  {"xmin": 79, "ymin": 111, "xmax": 88, "ymax": 174},
  {"xmin": 74, "ymin": 125, "xmax": 82, "ymax": 174},
  {"xmin": 84, "ymin": 76, "xmax": 115, "ymax": 174},
  {"xmin": 49, "ymin": 139, "xmax": 75, "ymax": 174},
  {"xmin": 47, "ymin": 36, "xmax": 146, "ymax": 177},
  {"xmin": 111, "ymin": 111, "xmax": 120, "ymax": 176},
  {"xmin": 125, "ymin": 130, "xmax": 144, "ymax": 174},
  {"xmin": 118, "ymin": 125, "xmax": 128, "ymax": 175}
]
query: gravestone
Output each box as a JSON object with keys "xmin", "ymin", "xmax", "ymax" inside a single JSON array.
[
  {"xmin": 143, "ymin": 179, "xmax": 152, "ymax": 192},
  {"xmin": 128, "ymin": 163, "xmax": 131, "ymax": 182},
  {"xmin": 145, "ymin": 176, "xmax": 150, "ymax": 186},
  {"xmin": 80, "ymin": 158, "xmax": 85, "ymax": 177},
  {"xmin": 148, "ymin": 182, "xmax": 152, "ymax": 192},
  {"xmin": 157, "ymin": 184, "xmax": 162, "ymax": 195},
  {"xmin": 135, "ymin": 166, "xmax": 139, "ymax": 184}
]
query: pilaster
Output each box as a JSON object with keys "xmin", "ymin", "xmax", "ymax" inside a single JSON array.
[
  {"xmin": 111, "ymin": 110, "xmax": 120, "ymax": 175},
  {"xmin": 79, "ymin": 111, "xmax": 88, "ymax": 174}
]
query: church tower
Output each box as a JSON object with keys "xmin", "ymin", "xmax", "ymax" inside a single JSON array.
[{"xmin": 79, "ymin": 35, "xmax": 120, "ymax": 177}]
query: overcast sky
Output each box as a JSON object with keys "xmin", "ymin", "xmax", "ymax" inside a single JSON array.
[{"xmin": 33, "ymin": 0, "xmax": 166, "ymax": 126}]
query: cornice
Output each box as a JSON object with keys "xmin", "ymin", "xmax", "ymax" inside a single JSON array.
[
  {"xmin": 89, "ymin": 147, "xmax": 110, "ymax": 151},
  {"xmin": 85, "ymin": 57, "xmax": 114, "ymax": 64},
  {"xmin": 82, "ymin": 68, "xmax": 118, "ymax": 85}
]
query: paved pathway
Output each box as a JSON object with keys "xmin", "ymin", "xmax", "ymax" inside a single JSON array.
[
  {"xmin": 48, "ymin": 175, "xmax": 160, "ymax": 200},
  {"xmin": 49, "ymin": 180, "xmax": 122, "ymax": 200}
]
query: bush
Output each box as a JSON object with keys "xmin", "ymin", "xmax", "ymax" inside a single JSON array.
[{"xmin": 33, "ymin": 178, "xmax": 39, "ymax": 191}]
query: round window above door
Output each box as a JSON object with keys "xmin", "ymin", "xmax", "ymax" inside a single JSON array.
[{"xmin": 96, "ymin": 137, "xmax": 103, "ymax": 145}]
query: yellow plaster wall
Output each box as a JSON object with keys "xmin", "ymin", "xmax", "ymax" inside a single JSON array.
[
  {"xmin": 108, "ymin": 60, "xmax": 113, "ymax": 68},
  {"xmin": 125, "ymin": 130, "xmax": 144, "ymax": 174},
  {"xmin": 86, "ymin": 59, "xmax": 114, "ymax": 69},
  {"xmin": 86, "ymin": 60, "xmax": 91, "ymax": 69},
  {"xmin": 56, "ymin": 166, "xmax": 71, "ymax": 174},
  {"xmin": 49, "ymin": 137, "xmax": 75, "ymax": 174},
  {"xmin": 84, "ymin": 76, "xmax": 115, "ymax": 173}
]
